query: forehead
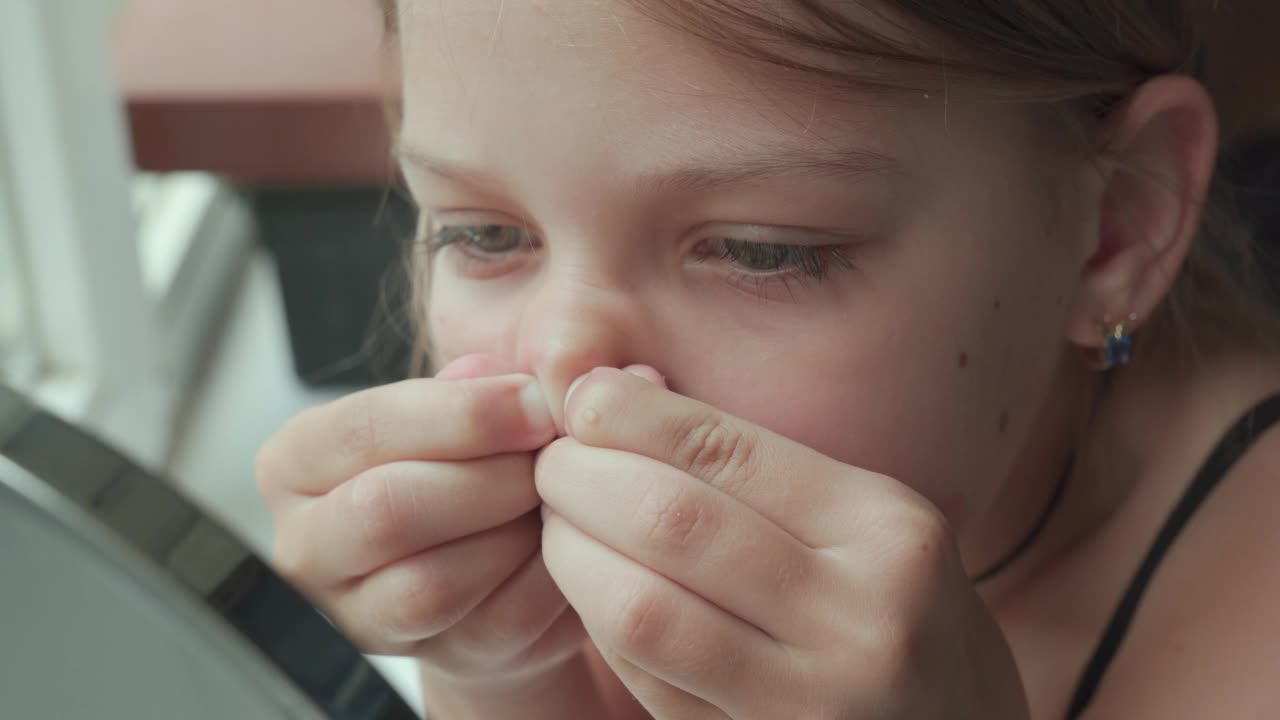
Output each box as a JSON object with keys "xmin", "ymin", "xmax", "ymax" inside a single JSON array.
[{"xmin": 395, "ymin": 0, "xmax": 903, "ymax": 169}]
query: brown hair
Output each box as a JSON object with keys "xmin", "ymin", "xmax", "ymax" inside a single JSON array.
[{"xmin": 377, "ymin": 0, "xmax": 1280, "ymax": 371}]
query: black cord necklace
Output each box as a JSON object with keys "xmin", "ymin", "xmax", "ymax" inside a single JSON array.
[
  {"xmin": 972, "ymin": 456, "xmax": 1075, "ymax": 584},
  {"xmin": 971, "ymin": 368, "xmax": 1114, "ymax": 585}
]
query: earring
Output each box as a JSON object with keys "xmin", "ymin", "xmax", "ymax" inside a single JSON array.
[{"xmin": 1098, "ymin": 313, "xmax": 1138, "ymax": 370}]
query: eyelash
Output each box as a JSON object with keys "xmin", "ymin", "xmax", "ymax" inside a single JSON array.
[
  {"xmin": 426, "ymin": 224, "xmax": 538, "ymax": 256},
  {"xmin": 425, "ymin": 224, "xmax": 855, "ymax": 293},
  {"xmin": 701, "ymin": 238, "xmax": 854, "ymax": 279}
]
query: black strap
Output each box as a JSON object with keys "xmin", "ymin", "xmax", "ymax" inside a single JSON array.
[{"xmin": 1065, "ymin": 392, "xmax": 1280, "ymax": 719}]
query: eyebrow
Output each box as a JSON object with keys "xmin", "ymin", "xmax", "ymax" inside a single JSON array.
[{"xmin": 396, "ymin": 142, "xmax": 901, "ymax": 195}]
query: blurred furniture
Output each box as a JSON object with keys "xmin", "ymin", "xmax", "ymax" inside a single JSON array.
[
  {"xmin": 114, "ymin": 0, "xmax": 414, "ymax": 386},
  {"xmin": 113, "ymin": 0, "xmax": 394, "ymax": 186}
]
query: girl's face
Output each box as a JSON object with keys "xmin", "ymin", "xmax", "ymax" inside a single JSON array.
[{"xmin": 398, "ymin": 0, "xmax": 1100, "ymax": 531}]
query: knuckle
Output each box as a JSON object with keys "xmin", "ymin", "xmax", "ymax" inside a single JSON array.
[
  {"xmin": 267, "ymin": 503, "xmax": 332, "ymax": 587},
  {"xmin": 348, "ymin": 467, "xmax": 407, "ymax": 555},
  {"xmin": 255, "ymin": 409, "xmax": 321, "ymax": 497},
  {"xmin": 876, "ymin": 502, "xmax": 958, "ymax": 598},
  {"xmin": 478, "ymin": 594, "xmax": 552, "ymax": 655},
  {"xmin": 253, "ymin": 441, "xmax": 287, "ymax": 501},
  {"xmin": 608, "ymin": 580, "xmax": 676, "ymax": 658},
  {"xmin": 481, "ymin": 605, "xmax": 538, "ymax": 650},
  {"xmin": 636, "ymin": 482, "xmax": 717, "ymax": 556},
  {"xmin": 342, "ymin": 607, "xmax": 408, "ymax": 656},
  {"xmin": 454, "ymin": 553, "xmax": 552, "ymax": 659},
  {"xmin": 269, "ymin": 522, "xmax": 313, "ymax": 583},
  {"xmin": 671, "ymin": 413, "xmax": 755, "ymax": 491},
  {"xmin": 900, "ymin": 504, "xmax": 956, "ymax": 568},
  {"xmin": 381, "ymin": 563, "xmax": 465, "ymax": 640}
]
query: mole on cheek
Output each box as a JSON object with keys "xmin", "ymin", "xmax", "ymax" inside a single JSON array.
[
  {"xmin": 958, "ymin": 351, "xmax": 969, "ymax": 369},
  {"xmin": 993, "ymin": 298, "xmax": 1002, "ymax": 311},
  {"xmin": 998, "ymin": 410, "xmax": 1010, "ymax": 433}
]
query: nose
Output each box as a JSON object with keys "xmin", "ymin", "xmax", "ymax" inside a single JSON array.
[{"xmin": 516, "ymin": 269, "xmax": 651, "ymax": 433}]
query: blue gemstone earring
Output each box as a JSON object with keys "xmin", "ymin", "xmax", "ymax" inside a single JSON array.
[{"xmin": 1099, "ymin": 313, "xmax": 1138, "ymax": 370}]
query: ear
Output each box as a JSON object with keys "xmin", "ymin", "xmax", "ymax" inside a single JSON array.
[{"xmin": 1064, "ymin": 75, "xmax": 1219, "ymax": 353}]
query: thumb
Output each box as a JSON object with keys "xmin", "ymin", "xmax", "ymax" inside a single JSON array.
[{"xmin": 563, "ymin": 364, "xmax": 668, "ymax": 415}]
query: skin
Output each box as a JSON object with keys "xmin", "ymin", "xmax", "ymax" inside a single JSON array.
[{"xmin": 258, "ymin": 1, "xmax": 1280, "ymax": 718}]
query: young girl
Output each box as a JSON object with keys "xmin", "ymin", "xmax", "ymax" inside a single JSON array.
[{"xmin": 256, "ymin": 1, "xmax": 1280, "ymax": 717}]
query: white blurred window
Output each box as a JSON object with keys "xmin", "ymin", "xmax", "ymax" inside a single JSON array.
[
  {"xmin": 0, "ymin": 0, "xmax": 252, "ymax": 469},
  {"xmin": 0, "ymin": 179, "xmax": 39, "ymax": 388}
]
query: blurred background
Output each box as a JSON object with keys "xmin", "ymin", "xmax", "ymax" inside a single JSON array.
[
  {"xmin": 1, "ymin": 0, "xmax": 417, "ymax": 545},
  {"xmin": 0, "ymin": 0, "xmax": 420, "ymax": 708}
]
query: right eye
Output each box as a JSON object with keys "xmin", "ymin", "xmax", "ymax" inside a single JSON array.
[{"xmin": 428, "ymin": 224, "xmax": 535, "ymax": 257}]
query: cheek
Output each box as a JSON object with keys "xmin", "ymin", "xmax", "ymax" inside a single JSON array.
[
  {"xmin": 425, "ymin": 277, "xmax": 520, "ymax": 366},
  {"xmin": 666, "ymin": 259, "xmax": 1070, "ymax": 527},
  {"xmin": 679, "ymin": 335, "xmax": 991, "ymax": 520}
]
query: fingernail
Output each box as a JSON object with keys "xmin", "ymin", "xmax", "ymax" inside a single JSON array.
[
  {"xmin": 564, "ymin": 373, "xmax": 591, "ymax": 420},
  {"xmin": 520, "ymin": 381, "xmax": 554, "ymax": 436},
  {"xmin": 623, "ymin": 364, "xmax": 667, "ymax": 388}
]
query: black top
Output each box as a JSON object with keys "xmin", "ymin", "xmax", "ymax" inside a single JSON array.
[{"xmin": 1065, "ymin": 392, "xmax": 1280, "ymax": 719}]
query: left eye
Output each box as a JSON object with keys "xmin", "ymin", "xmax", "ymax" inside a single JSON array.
[{"xmin": 707, "ymin": 238, "xmax": 852, "ymax": 279}]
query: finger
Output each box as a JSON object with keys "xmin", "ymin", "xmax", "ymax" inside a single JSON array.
[
  {"xmin": 563, "ymin": 368, "xmax": 893, "ymax": 548},
  {"xmin": 536, "ymin": 439, "xmax": 823, "ymax": 644},
  {"xmin": 502, "ymin": 604, "xmax": 590, "ymax": 674},
  {"xmin": 435, "ymin": 353, "xmax": 516, "ymax": 381},
  {"xmin": 428, "ymin": 551, "xmax": 575, "ymax": 669},
  {"xmin": 335, "ymin": 513, "xmax": 541, "ymax": 654},
  {"xmin": 542, "ymin": 511, "xmax": 783, "ymax": 719},
  {"xmin": 258, "ymin": 374, "xmax": 554, "ymax": 499},
  {"xmin": 275, "ymin": 454, "xmax": 539, "ymax": 585},
  {"xmin": 596, "ymin": 649, "xmax": 729, "ymax": 720}
]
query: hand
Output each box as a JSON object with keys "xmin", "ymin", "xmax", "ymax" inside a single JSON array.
[
  {"xmin": 256, "ymin": 355, "xmax": 587, "ymax": 684},
  {"xmin": 535, "ymin": 367, "xmax": 1029, "ymax": 719}
]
